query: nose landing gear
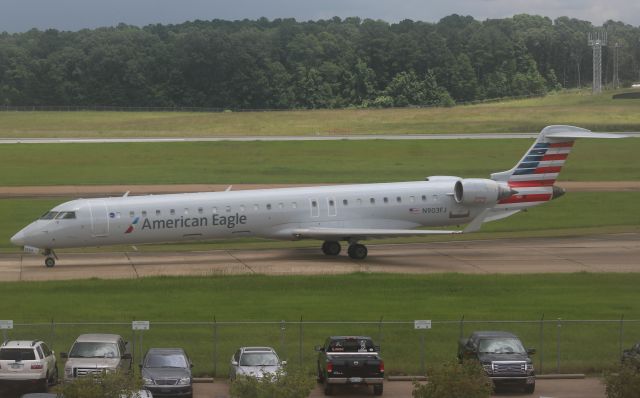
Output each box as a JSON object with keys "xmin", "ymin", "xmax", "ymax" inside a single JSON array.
[{"xmin": 43, "ymin": 249, "xmax": 58, "ymax": 268}]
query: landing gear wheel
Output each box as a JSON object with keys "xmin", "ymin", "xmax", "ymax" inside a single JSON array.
[
  {"xmin": 348, "ymin": 244, "xmax": 368, "ymax": 260},
  {"xmin": 321, "ymin": 241, "xmax": 341, "ymax": 256},
  {"xmin": 45, "ymin": 257, "xmax": 56, "ymax": 268},
  {"xmin": 373, "ymin": 384, "xmax": 384, "ymax": 395}
]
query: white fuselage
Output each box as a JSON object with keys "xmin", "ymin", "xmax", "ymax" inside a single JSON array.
[{"xmin": 16, "ymin": 180, "xmax": 479, "ymax": 249}]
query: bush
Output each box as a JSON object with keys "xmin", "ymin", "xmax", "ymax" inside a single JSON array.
[
  {"xmin": 412, "ymin": 361, "xmax": 492, "ymax": 398},
  {"xmin": 229, "ymin": 369, "xmax": 315, "ymax": 398},
  {"xmin": 53, "ymin": 371, "xmax": 144, "ymax": 398},
  {"xmin": 605, "ymin": 363, "xmax": 640, "ymax": 398}
]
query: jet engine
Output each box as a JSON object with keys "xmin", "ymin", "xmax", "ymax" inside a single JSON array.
[{"xmin": 454, "ymin": 179, "xmax": 516, "ymax": 205}]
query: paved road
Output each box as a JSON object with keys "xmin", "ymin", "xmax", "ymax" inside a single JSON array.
[
  {"xmin": 0, "ymin": 132, "xmax": 638, "ymax": 144},
  {"xmin": 193, "ymin": 377, "xmax": 606, "ymax": 398},
  {"xmin": 1, "ymin": 233, "xmax": 637, "ymax": 281}
]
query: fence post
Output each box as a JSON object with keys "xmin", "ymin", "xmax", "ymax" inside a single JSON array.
[
  {"xmin": 378, "ymin": 316, "xmax": 384, "ymax": 355},
  {"xmin": 299, "ymin": 316, "xmax": 303, "ymax": 367},
  {"xmin": 280, "ymin": 320, "xmax": 286, "ymax": 362},
  {"xmin": 556, "ymin": 318, "xmax": 562, "ymax": 373},
  {"xmin": 539, "ymin": 314, "xmax": 544, "ymax": 374},
  {"xmin": 50, "ymin": 318, "xmax": 55, "ymax": 351},
  {"xmin": 619, "ymin": 314, "xmax": 624, "ymax": 357},
  {"xmin": 213, "ymin": 316, "xmax": 217, "ymax": 378}
]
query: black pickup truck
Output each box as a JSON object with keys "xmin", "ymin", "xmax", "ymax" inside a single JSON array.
[
  {"xmin": 458, "ymin": 331, "xmax": 536, "ymax": 394},
  {"xmin": 315, "ymin": 336, "xmax": 384, "ymax": 396}
]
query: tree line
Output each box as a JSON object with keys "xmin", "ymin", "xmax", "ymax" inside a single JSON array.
[{"xmin": 1, "ymin": 14, "xmax": 639, "ymax": 109}]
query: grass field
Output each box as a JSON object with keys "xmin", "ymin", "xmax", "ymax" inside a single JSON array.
[
  {"xmin": 0, "ymin": 273, "xmax": 638, "ymax": 376},
  {"xmin": 0, "ymin": 138, "xmax": 638, "ymax": 186},
  {"xmin": 1, "ymin": 90, "xmax": 639, "ymax": 138},
  {"xmin": 1, "ymin": 192, "xmax": 639, "ymax": 252}
]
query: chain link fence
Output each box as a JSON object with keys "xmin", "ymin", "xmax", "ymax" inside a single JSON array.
[{"xmin": 2, "ymin": 317, "xmax": 637, "ymax": 377}]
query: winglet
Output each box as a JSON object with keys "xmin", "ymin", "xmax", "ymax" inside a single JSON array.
[{"xmin": 463, "ymin": 209, "xmax": 491, "ymax": 233}]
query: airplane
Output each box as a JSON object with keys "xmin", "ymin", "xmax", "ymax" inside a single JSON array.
[{"xmin": 10, "ymin": 125, "xmax": 625, "ymax": 268}]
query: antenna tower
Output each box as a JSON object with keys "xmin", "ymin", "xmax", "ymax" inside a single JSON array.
[
  {"xmin": 588, "ymin": 31, "xmax": 607, "ymax": 94},
  {"xmin": 612, "ymin": 42, "xmax": 621, "ymax": 89}
]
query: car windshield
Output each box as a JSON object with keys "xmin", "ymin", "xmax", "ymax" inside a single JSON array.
[
  {"xmin": 0, "ymin": 348, "xmax": 36, "ymax": 361},
  {"xmin": 69, "ymin": 342, "xmax": 118, "ymax": 358},
  {"xmin": 478, "ymin": 338, "xmax": 526, "ymax": 354},
  {"xmin": 240, "ymin": 352, "xmax": 278, "ymax": 366},
  {"xmin": 327, "ymin": 339, "xmax": 375, "ymax": 353},
  {"xmin": 145, "ymin": 353, "xmax": 188, "ymax": 368}
]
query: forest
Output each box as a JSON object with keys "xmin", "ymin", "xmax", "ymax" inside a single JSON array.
[{"xmin": 0, "ymin": 14, "xmax": 639, "ymax": 109}]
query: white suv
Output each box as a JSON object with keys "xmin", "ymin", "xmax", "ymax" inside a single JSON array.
[{"xmin": 0, "ymin": 340, "xmax": 58, "ymax": 391}]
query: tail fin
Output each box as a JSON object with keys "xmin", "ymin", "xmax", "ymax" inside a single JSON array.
[{"xmin": 491, "ymin": 125, "xmax": 625, "ymax": 210}]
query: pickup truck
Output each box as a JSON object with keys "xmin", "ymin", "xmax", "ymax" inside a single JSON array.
[
  {"xmin": 315, "ymin": 336, "xmax": 384, "ymax": 396},
  {"xmin": 458, "ymin": 331, "xmax": 536, "ymax": 394}
]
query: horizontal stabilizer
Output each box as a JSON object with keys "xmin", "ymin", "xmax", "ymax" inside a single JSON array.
[{"xmin": 546, "ymin": 131, "xmax": 627, "ymax": 139}]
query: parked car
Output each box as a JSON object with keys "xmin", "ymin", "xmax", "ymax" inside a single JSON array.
[
  {"xmin": 141, "ymin": 348, "xmax": 193, "ymax": 398},
  {"xmin": 315, "ymin": 336, "xmax": 384, "ymax": 396},
  {"xmin": 0, "ymin": 340, "xmax": 58, "ymax": 392},
  {"xmin": 61, "ymin": 334, "xmax": 131, "ymax": 381},
  {"xmin": 622, "ymin": 342, "xmax": 640, "ymax": 367},
  {"xmin": 458, "ymin": 331, "xmax": 536, "ymax": 394},
  {"xmin": 229, "ymin": 347, "xmax": 286, "ymax": 381}
]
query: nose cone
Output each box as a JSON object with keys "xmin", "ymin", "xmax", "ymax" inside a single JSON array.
[{"xmin": 10, "ymin": 230, "xmax": 25, "ymax": 246}]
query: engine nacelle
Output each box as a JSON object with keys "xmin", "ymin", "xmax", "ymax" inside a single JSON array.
[{"xmin": 454, "ymin": 179, "xmax": 515, "ymax": 206}]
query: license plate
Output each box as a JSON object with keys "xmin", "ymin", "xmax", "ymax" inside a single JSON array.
[
  {"xmin": 10, "ymin": 363, "xmax": 23, "ymax": 369},
  {"xmin": 349, "ymin": 377, "xmax": 363, "ymax": 383}
]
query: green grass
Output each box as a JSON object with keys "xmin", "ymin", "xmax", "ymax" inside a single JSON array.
[
  {"xmin": 0, "ymin": 273, "xmax": 638, "ymax": 376},
  {"xmin": 1, "ymin": 192, "xmax": 639, "ymax": 252},
  {"xmin": 1, "ymin": 90, "xmax": 639, "ymax": 138},
  {"xmin": 0, "ymin": 138, "xmax": 638, "ymax": 186}
]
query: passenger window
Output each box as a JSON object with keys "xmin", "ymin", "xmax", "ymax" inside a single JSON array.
[
  {"xmin": 36, "ymin": 346, "xmax": 44, "ymax": 359},
  {"xmin": 225, "ymin": 206, "xmax": 231, "ymax": 213},
  {"xmin": 198, "ymin": 207, "xmax": 203, "ymax": 214},
  {"xmin": 129, "ymin": 211, "xmax": 135, "ymax": 217},
  {"xmin": 328, "ymin": 200, "xmax": 334, "ymax": 206},
  {"xmin": 422, "ymin": 195, "xmax": 427, "ymax": 202},
  {"xmin": 397, "ymin": 197, "xmax": 402, "ymax": 203},
  {"xmin": 370, "ymin": 198, "xmax": 375, "ymax": 204},
  {"xmin": 266, "ymin": 204, "xmax": 272, "ymax": 210},
  {"xmin": 170, "ymin": 209, "xmax": 176, "ymax": 215},
  {"xmin": 383, "ymin": 197, "xmax": 388, "ymax": 203},
  {"xmin": 42, "ymin": 343, "xmax": 52, "ymax": 357},
  {"xmin": 343, "ymin": 199, "xmax": 348, "ymax": 206},
  {"xmin": 142, "ymin": 211, "xmax": 147, "ymax": 217},
  {"xmin": 156, "ymin": 210, "xmax": 161, "ymax": 216},
  {"xmin": 311, "ymin": 201, "xmax": 317, "ymax": 208}
]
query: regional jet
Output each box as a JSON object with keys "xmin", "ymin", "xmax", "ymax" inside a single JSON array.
[{"xmin": 10, "ymin": 125, "xmax": 624, "ymax": 267}]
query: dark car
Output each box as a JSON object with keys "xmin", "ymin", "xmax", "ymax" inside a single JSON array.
[
  {"xmin": 622, "ymin": 342, "xmax": 640, "ymax": 367},
  {"xmin": 141, "ymin": 348, "xmax": 193, "ymax": 398},
  {"xmin": 458, "ymin": 331, "xmax": 536, "ymax": 394},
  {"xmin": 316, "ymin": 336, "xmax": 384, "ymax": 396}
]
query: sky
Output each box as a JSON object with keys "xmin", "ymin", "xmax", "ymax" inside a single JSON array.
[{"xmin": 1, "ymin": 0, "xmax": 639, "ymax": 33}]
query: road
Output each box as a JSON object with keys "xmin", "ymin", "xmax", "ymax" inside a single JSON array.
[
  {"xmin": 193, "ymin": 377, "xmax": 606, "ymax": 398},
  {"xmin": 1, "ymin": 233, "xmax": 637, "ymax": 281}
]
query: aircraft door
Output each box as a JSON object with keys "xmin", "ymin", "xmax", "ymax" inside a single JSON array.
[
  {"xmin": 327, "ymin": 197, "xmax": 337, "ymax": 217},
  {"xmin": 89, "ymin": 200, "xmax": 110, "ymax": 237},
  {"xmin": 310, "ymin": 198, "xmax": 319, "ymax": 218}
]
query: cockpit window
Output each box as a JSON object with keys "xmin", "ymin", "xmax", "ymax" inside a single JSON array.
[
  {"xmin": 55, "ymin": 212, "xmax": 76, "ymax": 220},
  {"xmin": 39, "ymin": 211, "xmax": 59, "ymax": 220}
]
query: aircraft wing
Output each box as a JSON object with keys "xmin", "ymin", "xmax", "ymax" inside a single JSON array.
[
  {"xmin": 289, "ymin": 210, "xmax": 490, "ymax": 240},
  {"xmin": 289, "ymin": 227, "xmax": 462, "ymax": 241}
]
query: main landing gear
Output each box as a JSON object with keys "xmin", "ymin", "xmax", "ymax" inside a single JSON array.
[
  {"xmin": 43, "ymin": 249, "xmax": 57, "ymax": 268},
  {"xmin": 321, "ymin": 241, "xmax": 368, "ymax": 260}
]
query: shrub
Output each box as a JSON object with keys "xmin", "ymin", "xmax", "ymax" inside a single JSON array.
[
  {"xmin": 53, "ymin": 371, "xmax": 144, "ymax": 398},
  {"xmin": 229, "ymin": 369, "xmax": 315, "ymax": 398},
  {"xmin": 605, "ymin": 363, "xmax": 640, "ymax": 398},
  {"xmin": 412, "ymin": 361, "xmax": 492, "ymax": 398}
]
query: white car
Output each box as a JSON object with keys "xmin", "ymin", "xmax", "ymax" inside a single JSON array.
[
  {"xmin": 0, "ymin": 340, "xmax": 58, "ymax": 391},
  {"xmin": 229, "ymin": 347, "xmax": 286, "ymax": 381}
]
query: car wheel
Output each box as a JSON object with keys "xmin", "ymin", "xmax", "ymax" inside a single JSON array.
[
  {"xmin": 524, "ymin": 382, "xmax": 535, "ymax": 394},
  {"xmin": 317, "ymin": 365, "xmax": 324, "ymax": 383},
  {"xmin": 373, "ymin": 384, "xmax": 384, "ymax": 395},
  {"xmin": 323, "ymin": 380, "xmax": 333, "ymax": 396}
]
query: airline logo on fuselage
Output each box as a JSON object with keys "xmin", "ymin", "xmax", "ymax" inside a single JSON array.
[{"xmin": 136, "ymin": 213, "xmax": 248, "ymax": 232}]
